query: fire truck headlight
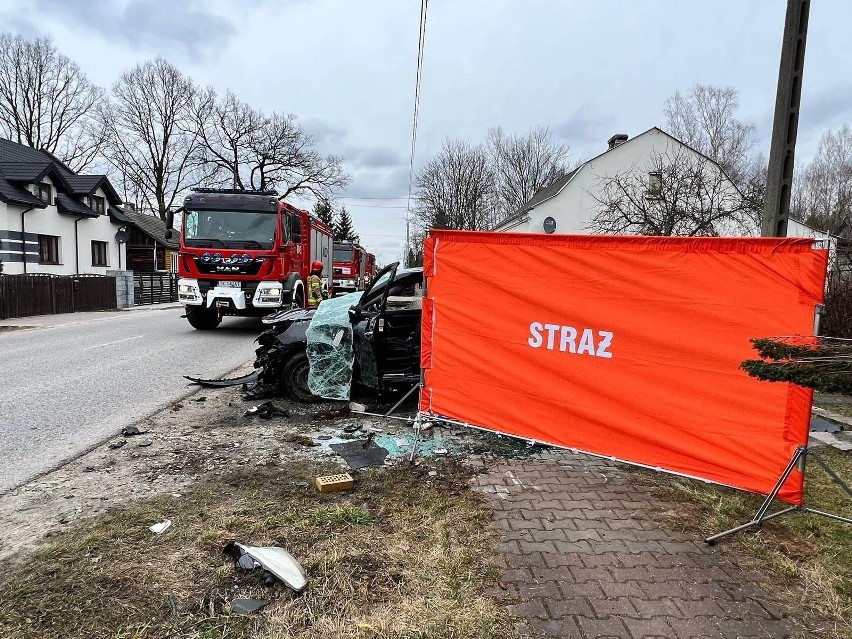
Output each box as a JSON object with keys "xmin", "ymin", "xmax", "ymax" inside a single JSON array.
[
  {"xmin": 179, "ymin": 284, "xmax": 193, "ymax": 294},
  {"xmin": 241, "ymin": 253, "xmax": 250, "ymax": 263},
  {"xmin": 201, "ymin": 252, "xmax": 211, "ymax": 262},
  {"xmin": 213, "ymin": 253, "xmax": 222, "ymax": 263},
  {"xmin": 266, "ymin": 287, "xmax": 281, "ymax": 296}
]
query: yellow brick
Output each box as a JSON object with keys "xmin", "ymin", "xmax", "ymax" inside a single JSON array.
[{"xmin": 315, "ymin": 473, "xmax": 354, "ymax": 493}]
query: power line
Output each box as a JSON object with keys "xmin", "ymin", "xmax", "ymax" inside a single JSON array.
[{"xmin": 405, "ymin": 0, "xmax": 428, "ymax": 265}]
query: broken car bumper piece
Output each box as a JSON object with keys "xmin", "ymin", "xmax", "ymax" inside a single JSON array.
[{"xmin": 184, "ymin": 371, "xmax": 259, "ymax": 387}]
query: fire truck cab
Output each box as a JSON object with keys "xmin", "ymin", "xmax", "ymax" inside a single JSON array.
[
  {"xmin": 170, "ymin": 189, "xmax": 333, "ymax": 330},
  {"xmin": 332, "ymin": 241, "xmax": 367, "ymax": 295}
]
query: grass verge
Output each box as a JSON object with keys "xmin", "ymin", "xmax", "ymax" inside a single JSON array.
[
  {"xmin": 639, "ymin": 447, "xmax": 852, "ymax": 639},
  {"xmin": 0, "ymin": 460, "xmax": 512, "ymax": 639}
]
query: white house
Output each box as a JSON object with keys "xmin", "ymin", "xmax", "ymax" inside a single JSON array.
[
  {"xmin": 0, "ymin": 138, "xmax": 130, "ymax": 275},
  {"xmin": 493, "ymin": 127, "xmax": 746, "ymax": 236}
]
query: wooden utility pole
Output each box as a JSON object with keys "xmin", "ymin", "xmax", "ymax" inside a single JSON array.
[{"xmin": 762, "ymin": 0, "xmax": 810, "ymax": 237}]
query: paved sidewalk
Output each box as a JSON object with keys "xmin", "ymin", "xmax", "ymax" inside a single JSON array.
[{"xmin": 475, "ymin": 456, "xmax": 821, "ymax": 639}]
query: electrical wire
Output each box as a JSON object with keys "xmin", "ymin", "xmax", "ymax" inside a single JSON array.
[{"xmin": 405, "ymin": 0, "xmax": 428, "ymax": 264}]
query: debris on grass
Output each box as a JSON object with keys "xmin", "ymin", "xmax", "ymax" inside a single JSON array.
[
  {"xmin": 244, "ymin": 401, "xmax": 289, "ymax": 419},
  {"xmin": 121, "ymin": 425, "xmax": 145, "ymax": 437},
  {"xmin": 329, "ymin": 439, "xmax": 389, "ymax": 470},
  {"xmin": 231, "ymin": 542, "xmax": 308, "ymax": 592},
  {"xmin": 229, "ymin": 598, "xmax": 269, "ymax": 614},
  {"xmin": 315, "ymin": 473, "xmax": 354, "ymax": 493},
  {"xmin": 149, "ymin": 519, "xmax": 171, "ymax": 534}
]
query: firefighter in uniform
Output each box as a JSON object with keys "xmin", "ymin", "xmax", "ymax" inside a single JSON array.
[{"xmin": 307, "ymin": 260, "xmax": 327, "ymax": 308}]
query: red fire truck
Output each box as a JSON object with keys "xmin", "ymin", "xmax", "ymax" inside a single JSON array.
[
  {"xmin": 168, "ymin": 189, "xmax": 333, "ymax": 330},
  {"xmin": 332, "ymin": 241, "xmax": 368, "ymax": 294},
  {"xmin": 364, "ymin": 252, "xmax": 376, "ymax": 284}
]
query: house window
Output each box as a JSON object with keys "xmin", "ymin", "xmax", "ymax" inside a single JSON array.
[
  {"xmin": 91, "ymin": 240, "xmax": 109, "ymax": 266},
  {"xmin": 91, "ymin": 195, "xmax": 105, "ymax": 214},
  {"xmin": 38, "ymin": 182, "xmax": 52, "ymax": 204},
  {"xmin": 38, "ymin": 235, "xmax": 60, "ymax": 264},
  {"xmin": 648, "ymin": 172, "xmax": 662, "ymax": 197}
]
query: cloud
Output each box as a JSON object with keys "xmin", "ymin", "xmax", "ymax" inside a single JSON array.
[
  {"xmin": 345, "ymin": 145, "xmax": 404, "ymax": 170},
  {"xmin": 33, "ymin": 0, "xmax": 236, "ymax": 61},
  {"xmin": 553, "ymin": 106, "xmax": 614, "ymax": 157}
]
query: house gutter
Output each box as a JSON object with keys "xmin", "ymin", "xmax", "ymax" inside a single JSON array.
[
  {"xmin": 19, "ymin": 206, "xmax": 35, "ymax": 274},
  {"xmin": 74, "ymin": 215, "xmax": 87, "ymax": 274}
]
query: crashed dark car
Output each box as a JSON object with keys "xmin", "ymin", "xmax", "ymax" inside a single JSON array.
[{"xmin": 250, "ymin": 263, "xmax": 423, "ymax": 402}]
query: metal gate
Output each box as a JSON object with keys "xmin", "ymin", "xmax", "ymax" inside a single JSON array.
[{"xmin": 133, "ymin": 272, "xmax": 178, "ymax": 305}]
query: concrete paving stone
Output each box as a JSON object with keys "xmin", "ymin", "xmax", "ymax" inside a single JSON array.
[
  {"xmin": 590, "ymin": 540, "xmax": 632, "ymax": 553},
  {"xmin": 613, "ymin": 552, "xmax": 659, "ymax": 568},
  {"xmin": 606, "ymin": 518, "xmax": 647, "ymax": 530},
  {"xmin": 672, "ymin": 598, "xmax": 725, "ymax": 618},
  {"xmin": 559, "ymin": 580, "xmax": 607, "ymax": 599},
  {"xmin": 530, "ymin": 528, "xmax": 569, "ymax": 542},
  {"xmin": 628, "ymin": 596, "xmax": 684, "ymax": 619},
  {"xmin": 514, "ymin": 580, "xmax": 563, "ymax": 601},
  {"xmin": 498, "ymin": 540, "xmax": 521, "ymax": 553},
  {"xmin": 608, "ymin": 566, "xmax": 654, "ymax": 582},
  {"xmin": 501, "ymin": 567, "xmax": 534, "ymax": 582},
  {"xmin": 506, "ymin": 551, "xmax": 547, "ymax": 569},
  {"xmin": 624, "ymin": 540, "xmax": 668, "ymax": 553},
  {"xmin": 503, "ymin": 528, "xmax": 534, "ymax": 541},
  {"xmin": 546, "ymin": 596, "xmax": 595, "ymax": 618},
  {"xmin": 519, "ymin": 539, "xmax": 558, "ymax": 554},
  {"xmin": 562, "ymin": 529, "xmax": 604, "ymax": 543},
  {"xmin": 541, "ymin": 552, "xmax": 583, "ymax": 568},
  {"xmin": 715, "ymin": 618, "xmax": 815, "ymax": 638},
  {"xmin": 569, "ymin": 565, "xmax": 609, "ymax": 583},
  {"xmin": 621, "ymin": 617, "xmax": 678, "ymax": 639},
  {"xmin": 666, "ymin": 616, "xmax": 721, "ymax": 639},
  {"xmin": 600, "ymin": 580, "xmax": 647, "ymax": 599},
  {"xmin": 507, "ymin": 598, "xmax": 549, "ymax": 619},
  {"xmin": 590, "ymin": 597, "xmax": 639, "ymax": 618},
  {"xmin": 712, "ymin": 596, "xmax": 777, "ymax": 620},
  {"xmin": 509, "ymin": 518, "xmax": 546, "ymax": 531},
  {"xmin": 540, "ymin": 515, "xmax": 579, "ymax": 531},
  {"xmin": 531, "ymin": 618, "xmax": 584, "ymax": 638},
  {"xmin": 571, "ymin": 517, "xmax": 614, "ymax": 530},
  {"xmin": 560, "ymin": 499, "xmax": 598, "ymax": 511},
  {"xmin": 553, "ymin": 540, "xmax": 594, "ymax": 554},
  {"xmin": 579, "ymin": 553, "xmax": 623, "ymax": 568},
  {"xmin": 638, "ymin": 581, "xmax": 690, "ymax": 600},
  {"xmin": 577, "ymin": 616, "xmax": 631, "ymax": 638},
  {"xmin": 531, "ymin": 566, "xmax": 574, "ymax": 582}
]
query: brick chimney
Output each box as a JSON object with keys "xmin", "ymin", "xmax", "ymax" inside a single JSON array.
[{"xmin": 607, "ymin": 133, "xmax": 628, "ymax": 150}]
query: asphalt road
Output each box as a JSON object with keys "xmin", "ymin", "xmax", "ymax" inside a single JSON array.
[{"xmin": 0, "ymin": 306, "xmax": 262, "ymax": 493}]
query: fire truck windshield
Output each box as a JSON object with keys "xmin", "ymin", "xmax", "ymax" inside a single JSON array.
[
  {"xmin": 333, "ymin": 248, "xmax": 353, "ymax": 261},
  {"xmin": 184, "ymin": 209, "xmax": 277, "ymax": 248}
]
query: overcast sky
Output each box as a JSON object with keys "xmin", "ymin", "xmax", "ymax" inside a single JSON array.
[{"xmin": 2, "ymin": 0, "xmax": 851, "ymax": 264}]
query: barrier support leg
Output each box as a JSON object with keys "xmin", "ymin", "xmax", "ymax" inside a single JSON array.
[{"xmin": 707, "ymin": 445, "xmax": 852, "ymax": 544}]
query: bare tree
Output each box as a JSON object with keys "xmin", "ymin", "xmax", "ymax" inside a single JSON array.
[
  {"xmin": 100, "ymin": 58, "xmax": 207, "ymax": 220},
  {"xmin": 792, "ymin": 126, "xmax": 852, "ymax": 236},
  {"xmin": 665, "ymin": 84, "xmax": 756, "ymax": 185},
  {"xmin": 191, "ymin": 89, "xmax": 264, "ymax": 189},
  {"xmin": 487, "ymin": 126, "xmax": 570, "ymax": 218},
  {"xmin": 247, "ymin": 112, "xmax": 348, "ymax": 197},
  {"xmin": 0, "ymin": 33, "xmax": 105, "ymax": 171},
  {"xmin": 413, "ymin": 139, "xmax": 497, "ymax": 234},
  {"xmin": 590, "ymin": 147, "xmax": 758, "ymax": 236},
  {"xmin": 190, "ymin": 89, "xmax": 349, "ymax": 198}
]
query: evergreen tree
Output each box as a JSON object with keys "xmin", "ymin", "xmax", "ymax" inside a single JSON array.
[
  {"xmin": 313, "ymin": 199, "xmax": 334, "ymax": 228},
  {"xmin": 334, "ymin": 206, "xmax": 359, "ymax": 243}
]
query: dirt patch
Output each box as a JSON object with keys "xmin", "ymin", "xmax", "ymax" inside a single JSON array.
[{"xmin": 0, "ymin": 462, "xmax": 510, "ymax": 639}]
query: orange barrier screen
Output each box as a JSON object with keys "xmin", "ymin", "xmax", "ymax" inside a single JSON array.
[{"xmin": 420, "ymin": 231, "xmax": 828, "ymax": 504}]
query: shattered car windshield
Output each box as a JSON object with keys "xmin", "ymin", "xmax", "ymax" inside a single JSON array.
[{"xmin": 184, "ymin": 209, "xmax": 277, "ymax": 248}]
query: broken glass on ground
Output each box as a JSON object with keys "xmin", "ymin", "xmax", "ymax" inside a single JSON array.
[{"xmin": 149, "ymin": 519, "xmax": 171, "ymax": 534}]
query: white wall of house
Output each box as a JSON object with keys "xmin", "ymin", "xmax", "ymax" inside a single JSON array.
[
  {"xmin": 0, "ymin": 182, "xmax": 126, "ymax": 275},
  {"xmin": 495, "ymin": 128, "xmax": 747, "ymax": 236}
]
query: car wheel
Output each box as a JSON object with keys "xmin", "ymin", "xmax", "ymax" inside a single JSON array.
[
  {"xmin": 186, "ymin": 306, "xmax": 220, "ymax": 330},
  {"xmin": 282, "ymin": 351, "xmax": 318, "ymax": 402}
]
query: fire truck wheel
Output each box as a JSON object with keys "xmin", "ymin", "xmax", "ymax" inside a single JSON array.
[
  {"xmin": 186, "ymin": 306, "xmax": 221, "ymax": 330},
  {"xmin": 282, "ymin": 351, "xmax": 318, "ymax": 402}
]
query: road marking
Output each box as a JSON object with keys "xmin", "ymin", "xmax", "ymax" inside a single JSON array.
[{"xmin": 84, "ymin": 335, "xmax": 144, "ymax": 350}]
